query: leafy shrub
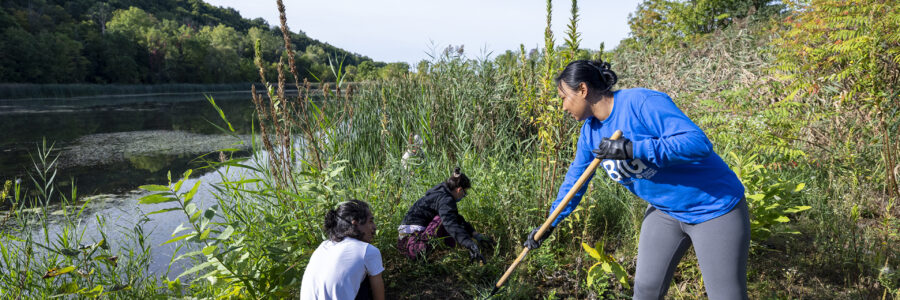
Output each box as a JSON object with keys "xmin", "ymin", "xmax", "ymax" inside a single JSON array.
[
  {"xmin": 582, "ymin": 241, "xmax": 629, "ymax": 291},
  {"xmin": 729, "ymin": 152, "xmax": 810, "ymax": 242}
]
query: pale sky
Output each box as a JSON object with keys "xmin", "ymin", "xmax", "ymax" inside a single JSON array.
[{"xmin": 205, "ymin": 0, "xmax": 642, "ymax": 65}]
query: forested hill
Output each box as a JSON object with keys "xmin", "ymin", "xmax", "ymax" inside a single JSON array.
[{"xmin": 0, "ymin": 0, "xmax": 397, "ymax": 84}]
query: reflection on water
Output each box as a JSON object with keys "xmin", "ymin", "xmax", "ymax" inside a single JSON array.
[{"xmin": 0, "ymin": 91, "xmax": 256, "ymax": 196}]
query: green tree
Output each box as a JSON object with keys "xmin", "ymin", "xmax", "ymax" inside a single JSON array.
[
  {"xmin": 626, "ymin": 0, "xmax": 782, "ymax": 47},
  {"xmin": 199, "ymin": 24, "xmax": 243, "ymax": 82},
  {"xmin": 89, "ymin": 2, "xmax": 112, "ymax": 34},
  {"xmin": 415, "ymin": 60, "xmax": 430, "ymax": 77},
  {"xmin": 245, "ymin": 27, "xmax": 281, "ymax": 62},
  {"xmin": 772, "ymin": 0, "xmax": 900, "ymax": 196},
  {"xmin": 36, "ymin": 31, "xmax": 89, "ymax": 83},
  {"xmin": 379, "ymin": 62, "xmax": 409, "ymax": 80},
  {"xmin": 0, "ymin": 1, "xmax": 382, "ymax": 84},
  {"xmin": 106, "ymin": 6, "xmax": 159, "ymax": 43},
  {"xmin": 0, "ymin": 27, "xmax": 38, "ymax": 82},
  {"xmin": 353, "ymin": 60, "xmax": 379, "ymax": 81},
  {"xmin": 301, "ymin": 45, "xmax": 331, "ymax": 81}
]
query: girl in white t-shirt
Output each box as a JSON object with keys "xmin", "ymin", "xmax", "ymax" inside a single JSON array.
[{"xmin": 301, "ymin": 200, "xmax": 385, "ymax": 300}]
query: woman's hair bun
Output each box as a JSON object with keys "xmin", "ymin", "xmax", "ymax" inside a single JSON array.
[
  {"xmin": 446, "ymin": 166, "xmax": 471, "ymax": 190},
  {"xmin": 588, "ymin": 60, "xmax": 617, "ymax": 90},
  {"xmin": 323, "ymin": 200, "xmax": 371, "ymax": 242},
  {"xmin": 587, "ymin": 60, "xmax": 611, "ymax": 71}
]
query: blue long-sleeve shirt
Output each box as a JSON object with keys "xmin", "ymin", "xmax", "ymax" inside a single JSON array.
[{"xmin": 549, "ymin": 88, "xmax": 744, "ymax": 226}]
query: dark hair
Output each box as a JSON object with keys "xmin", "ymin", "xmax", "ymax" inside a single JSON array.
[
  {"xmin": 445, "ymin": 167, "xmax": 471, "ymax": 190},
  {"xmin": 555, "ymin": 60, "xmax": 618, "ymax": 97},
  {"xmin": 323, "ymin": 199, "xmax": 371, "ymax": 242}
]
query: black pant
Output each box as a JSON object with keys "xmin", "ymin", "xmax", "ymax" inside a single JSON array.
[{"xmin": 356, "ymin": 276, "xmax": 372, "ymax": 300}]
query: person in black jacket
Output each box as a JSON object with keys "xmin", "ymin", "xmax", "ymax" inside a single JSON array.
[{"xmin": 397, "ymin": 167, "xmax": 491, "ymax": 263}]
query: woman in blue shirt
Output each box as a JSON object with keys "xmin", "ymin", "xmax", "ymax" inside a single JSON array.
[{"xmin": 524, "ymin": 60, "xmax": 750, "ymax": 300}]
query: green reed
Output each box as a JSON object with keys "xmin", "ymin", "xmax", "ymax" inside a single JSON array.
[{"xmin": 0, "ymin": 142, "xmax": 160, "ymax": 298}]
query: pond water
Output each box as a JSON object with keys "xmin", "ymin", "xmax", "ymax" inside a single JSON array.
[
  {"xmin": 0, "ymin": 90, "xmax": 261, "ymax": 276},
  {"xmin": 0, "ymin": 91, "xmax": 257, "ymax": 196}
]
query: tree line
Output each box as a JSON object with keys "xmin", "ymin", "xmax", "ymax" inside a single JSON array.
[{"xmin": 0, "ymin": 0, "xmax": 410, "ymax": 84}]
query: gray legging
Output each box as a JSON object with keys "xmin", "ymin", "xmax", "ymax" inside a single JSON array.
[{"xmin": 633, "ymin": 199, "xmax": 750, "ymax": 300}]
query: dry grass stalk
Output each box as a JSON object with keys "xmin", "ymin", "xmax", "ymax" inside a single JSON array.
[{"xmin": 275, "ymin": 0, "xmax": 324, "ymax": 171}]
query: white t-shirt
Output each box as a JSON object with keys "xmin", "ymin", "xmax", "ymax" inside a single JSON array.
[{"xmin": 300, "ymin": 237, "xmax": 384, "ymax": 300}]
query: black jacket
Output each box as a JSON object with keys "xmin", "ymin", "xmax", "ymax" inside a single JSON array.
[{"xmin": 400, "ymin": 183, "xmax": 476, "ymax": 248}]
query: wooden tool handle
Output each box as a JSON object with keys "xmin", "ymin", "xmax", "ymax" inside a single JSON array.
[{"xmin": 493, "ymin": 130, "xmax": 622, "ymax": 291}]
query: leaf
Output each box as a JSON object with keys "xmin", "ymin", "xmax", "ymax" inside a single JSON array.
[
  {"xmin": 197, "ymin": 269, "xmax": 220, "ymax": 283},
  {"xmin": 198, "ymin": 228, "xmax": 212, "ymax": 241},
  {"xmin": 793, "ymin": 182, "xmax": 806, "ymax": 192},
  {"xmin": 183, "ymin": 181, "xmax": 202, "ymax": 204},
  {"xmin": 173, "ymin": 250, "xmax": 203, "ymax": 262},
  {"xmin": 222, "ymin": 179, "xmax": 262, "ymax": 185},
  {"xmin": 146, "ymin": 208, "xmax": 181, "ymax": 216},
  {"xmin": 581, "ymin": 242, "xmax": 602, "ymax": 260},
  {"xmin": 217, "ymin": 226, "xmax": 235, "ymax": 241},
  {"xmin": 775, "ymin": 216, "xmax": 791, "ymax": 223},
  {"xmin": 51, "ymin": 281, "xmax": 79, "ymax": 297},
  {"xmin": 59, "ymin": 249, "xmax": 80, "ymax": 257},
  {"xmin": 784, "ymin": 205, "xmax": 811, "ymax": 213},
  {"xmin": 586, "ymin": 264, "xmax": 599, "ymax": 287},
  {"xmin": 601, "ymin": 262, "xmax": 613, "ymax": 274},
  {"xmin": 202, "ymin": 245, "xmax": 217, "ymax": 256},
  {"xmin": 177, "ymin": 261, "xmax": 215, "ymax": 280},
  {"xmin": 173, "ymin": 169, "xmax": 193, "ymax": 192},
  {"xmin": 139, "ymin": 185, "xmax": 170, "ymax": 192},
  {"xmin": 206, "ymin": 95, "xmax": 235, "ymax": 132},
  {"xmin": 329, "ymin": 166, "xmax": 346, "ymax": 178},
  {"xmin": 190, "ymin": 210, "xmax": 202, "ymax": 223},
  {"xmin": 138, "ymin": 193, "xmax": 177, "ymax": 205},
  {"xmin": 78, "ymin": 285, "xmax": 103, "ymax": 297},
  {"xmin": 43, "ymin": 266, "xmax": 76, "ymax": 278},
  {"xmin": 78, "ymin": 239, "xmax": 106, "ymax": 252},
  {"xmin": 185, "ymin": 202, "xmax": 198, "ymax": 216},
  {"xmin": 163, "ymin": 233, "xmax": 196, "ymax": 245},
  {"xmin": 172, "ymin": 223, "xmax": 190, "ymax": 236},
  {"xmin": 200, "ymin": 208, "xmax": 216, "ymax": 230},
  {"xmin": 746, "ymin": 194, "xmax": 765, "ymax": 201},
  {"xmin": 173, "ymin": 180, "xmax": 186, "ymax": 194},
  {"xmin": 93, "ymin": 255, "xmax": 118, "ymax": 268},
  {"xmin": 610, "ymin": 260, "xmax": 631, "ymax": 288}
]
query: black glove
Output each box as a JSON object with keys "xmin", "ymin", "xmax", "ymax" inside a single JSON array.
[
  {"xmin": 592, "ymin": 137, "xmax": 633, "ymax": 160},
  {"xmin": 523, "ymin": 226, "xmax": 554, "ymax": 250},
  {"xmin": 464, "ymin": 240, "xmax": 486, "ymax": 264}
]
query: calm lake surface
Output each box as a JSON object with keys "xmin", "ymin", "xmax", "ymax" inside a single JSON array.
[
  {"xmin": 1, "ymin": 90, "xmax": 260, "ymax": 276},
  {"xmin": 0, "ymin": 91, "xmax": 257, "ymax": 195}
]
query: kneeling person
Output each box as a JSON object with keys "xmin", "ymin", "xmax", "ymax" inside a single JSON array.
[{"xmin": 397, "ymin": 167, "xmax": 492, "ymax": 263}]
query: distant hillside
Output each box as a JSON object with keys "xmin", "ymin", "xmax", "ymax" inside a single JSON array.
[{"xmin": 0, "ymin": 0, "xmax": 391, "ymax": 84}]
